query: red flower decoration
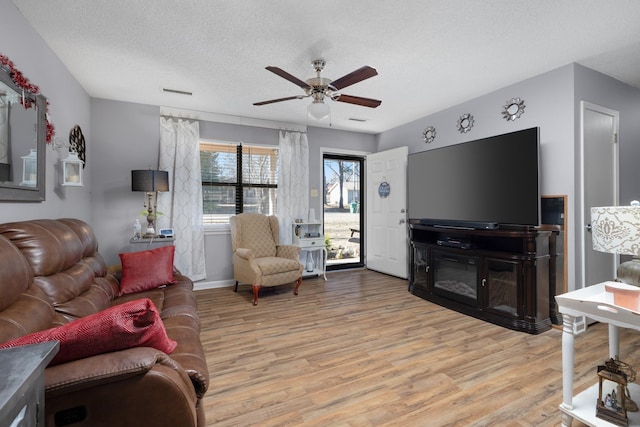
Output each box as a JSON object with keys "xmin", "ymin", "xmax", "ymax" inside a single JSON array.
[{"xmin": 0, "ymin": 54, "xmax": 55, "ymax": 143}]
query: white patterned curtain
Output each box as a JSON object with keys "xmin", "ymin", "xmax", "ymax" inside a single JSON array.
[
  {"xmin": 276, "ymin": 130, "xmax": 309, "ymax": 244},
  {"xmin": 158, "ymin": 117, "xmax": 206, "ymax": 280}
]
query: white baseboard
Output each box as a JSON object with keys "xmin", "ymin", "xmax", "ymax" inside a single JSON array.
[{"xmin": 194, "ymin": 279, "xmax": 235, "ymax": 291}]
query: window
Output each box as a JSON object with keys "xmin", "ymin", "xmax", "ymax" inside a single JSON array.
[{"xmin": 200, "ymin": 142, "xmax": 278, "ymax": 224}]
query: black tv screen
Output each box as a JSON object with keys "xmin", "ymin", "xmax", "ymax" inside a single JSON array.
[{"xmin": 407, "ymin": 127, "xmax": 540, "ymax": 228}]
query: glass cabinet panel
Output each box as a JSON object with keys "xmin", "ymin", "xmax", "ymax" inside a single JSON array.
[
  {"xmin": 410, "ymin": 244, "xmax": 429, "ymax": 293},
  {"xmin": 484, "ymin": 258, "xmax": 520, "ymax": 317}
]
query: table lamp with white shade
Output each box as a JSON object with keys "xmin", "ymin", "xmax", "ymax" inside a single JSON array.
[
  {"xmin": 591, "ymin": 201, "xmax": 640, "ymax": 412},
  {"xmin": 591, "ymin": 202, "xmax": 640, "ymax": 286}
]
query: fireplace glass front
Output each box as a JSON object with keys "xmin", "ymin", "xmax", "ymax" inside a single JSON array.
[{"xmin": 433, "ymin": 250, "xmax": 478, "ymax": 306}]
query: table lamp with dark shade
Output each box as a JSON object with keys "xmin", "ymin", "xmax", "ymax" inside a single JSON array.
[{"xmin": 131, "ymin": 170, "xmax": 169, "ymax": 237}]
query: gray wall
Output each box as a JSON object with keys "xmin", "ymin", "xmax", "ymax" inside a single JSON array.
[
  {"xmin": 0, "ymin": 0, "xmax": 92, "ymax": 224},
  {"xmin": 573, "ymin": 63, "xmax": 640, "ymax": 206},
  {"xmin": 377, "ymin": 64, "xmax": 576, "ymax": 289},
  {"xmin": 376, "ymin": 64, "xmax": 576, "ymax": 196},
  {"xmin": 89, "ymin": 99, "xmax": 162, "ymax": 264},
  {"xmin": 572, "ymin": 64, "xmax": 640, "ymax": 289},
  {"xmin": 376, "ymin": 63, "xmax": 640, "ymax": 292},
  {"xmin": 89, "ymin": 99, "xmax": 376, "ymax": 287}
]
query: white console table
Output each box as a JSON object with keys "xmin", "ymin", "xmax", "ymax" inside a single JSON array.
[{"xmin": 556, "ymin": 282, "xmax": 640, "ymax": 426}]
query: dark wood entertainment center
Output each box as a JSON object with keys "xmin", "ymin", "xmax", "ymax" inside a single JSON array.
[{"xmin": 408, "ymin": 221, "xmax": 552, "ymax": 334}]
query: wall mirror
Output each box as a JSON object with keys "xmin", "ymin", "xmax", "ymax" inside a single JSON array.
[{"xmin": 0, "ymin": 66, "xmax": 46, "ymax": 201}]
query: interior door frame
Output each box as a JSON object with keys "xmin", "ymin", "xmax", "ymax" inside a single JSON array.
[
  {"xmin": 320, "ymin": 147, "xmax": 370, "ymax": 269},
  {"xmin": 578, "ymin": 100, "xmax": 620, "ymax": 290}
]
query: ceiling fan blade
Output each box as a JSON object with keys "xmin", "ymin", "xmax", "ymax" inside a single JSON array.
[
  {"xmin": 333, "ymin": 94, "xmax": 381, "ymax": 108},
  {"xmin": 265, "ymin": 66, "xmax": 312, "ymax": 90},
  {"xmin": 329, "ymin": 66, "xmax": 378, "ymax": 90},
  {"xmin": 253, "ymin": 95, "xmax": 305, "ymax": 106}
]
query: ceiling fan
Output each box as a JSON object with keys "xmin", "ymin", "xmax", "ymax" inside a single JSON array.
[{"xmin": 253, "ymin": 59, "xmax": 381, "ymax": 120}]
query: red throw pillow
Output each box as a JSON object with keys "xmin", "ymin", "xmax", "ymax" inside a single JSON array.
[
  {"xmin": 0, "ymin": 298, "xmax": 177, "ymax": 366},
  {"xmin": 118, "ymin": 245, "xmax": 177, "ymax": 296}
]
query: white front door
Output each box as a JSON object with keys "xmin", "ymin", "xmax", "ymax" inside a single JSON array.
[
  {"xmin": 366, "ymin": 146, "xmax": 408, "ymax": 279},
  {"xmin": 581, "ymin": 101, "xmax": 619, "ymax": 287}
]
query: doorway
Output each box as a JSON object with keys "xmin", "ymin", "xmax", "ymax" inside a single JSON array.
[
  {"xmin": 581, "ymin": 101, "xmax": 619, "ymax": 288},
  {"xmin": 323, "ymin": 154, "xmax": 364, "ymax": 270},
  {"xmin": 365, "ymin": 146, "xmax": 409, "ymax": 279}
]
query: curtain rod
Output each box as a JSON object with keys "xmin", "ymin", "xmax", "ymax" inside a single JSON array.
[
  {"xmin": 278, "ymin": 128, "xmax": 306, "ymax": 133},
  {"xmin": 160, "ymin": 114, "xmax": 196, "ymax": 120},
  {"xmin": 159, "ymin": 106, "xmax": 307, "ymax": 132}
]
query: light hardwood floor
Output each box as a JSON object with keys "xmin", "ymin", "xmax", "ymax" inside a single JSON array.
[{"xmin": 196, "ymin": 269, "xmax": 640, "ymax": 426}]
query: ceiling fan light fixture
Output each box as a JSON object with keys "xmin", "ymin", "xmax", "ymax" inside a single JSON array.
[
  {"xmin": 308, "ymin": 100, "xmax": 330, "ymax": 120},
  {"xmin": 255, "ymin": 60, "xmax": 380, "ymax": 117}
]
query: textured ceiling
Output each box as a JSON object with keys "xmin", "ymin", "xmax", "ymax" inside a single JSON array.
[{"xmin": 10, "ymin": 0, "xmax": 640, "ymax": 134}]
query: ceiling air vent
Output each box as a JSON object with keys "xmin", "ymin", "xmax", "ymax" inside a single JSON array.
[
  {"xmin": 348, "ymin": 118, "xmax": 367, "ymax": 122},
  {"xmin": 162, "ymin": 88, "xmax": 193, "ymax": 96}
]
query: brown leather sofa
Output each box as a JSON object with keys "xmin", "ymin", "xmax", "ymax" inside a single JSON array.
[{"xmin": 0, "ymin": 219, "xmax": 209, "ymax": 427}]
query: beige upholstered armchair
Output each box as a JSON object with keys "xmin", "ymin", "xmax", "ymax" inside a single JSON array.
[{"xmin": 230, "ymin": 213, "xmax": 304, "ymax": 305}]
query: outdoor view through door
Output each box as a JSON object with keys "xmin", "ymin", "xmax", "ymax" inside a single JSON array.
[{"xmin": 323, "ymin": 154, "xmax": 364, "ymax": 269}]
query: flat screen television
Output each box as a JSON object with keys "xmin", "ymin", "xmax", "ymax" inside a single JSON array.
[{"xmin": 407, "ymin": 127, "xmax": 540, "ymax": 229}]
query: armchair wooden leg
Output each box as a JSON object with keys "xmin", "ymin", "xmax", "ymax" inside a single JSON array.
[
  {"xmin": 294, "ymin": 277, "xmax": 302, "ymax": 295},
  {"xmin": 234, "ymin": 281, "xmax": 239, "ymax": 292},
  {"xmin": 252, "ymin": 285, "xmax": 260, "ymax": 306}
]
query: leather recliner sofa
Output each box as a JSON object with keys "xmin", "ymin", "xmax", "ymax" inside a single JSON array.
[{"xmin": 0, "ymin": 219, "xmax": 209, "ymax": 426}]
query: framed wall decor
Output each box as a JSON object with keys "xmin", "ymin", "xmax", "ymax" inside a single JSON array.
[{"xmin": 0, "ymin": 56, "xmax": 48, "ymax": 201}]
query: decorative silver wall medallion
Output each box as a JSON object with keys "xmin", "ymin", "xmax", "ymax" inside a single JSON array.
[
  {"xmin": 457, "ymin": 113, "xmax": 474, "ymax": 133},
  {"xmin": 422, "ymin": 126, "xmax": 436, "ymax": 143},
  {"xmin": 502, "ymin": 97, "xmax": 526, "ymax": 121}
]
